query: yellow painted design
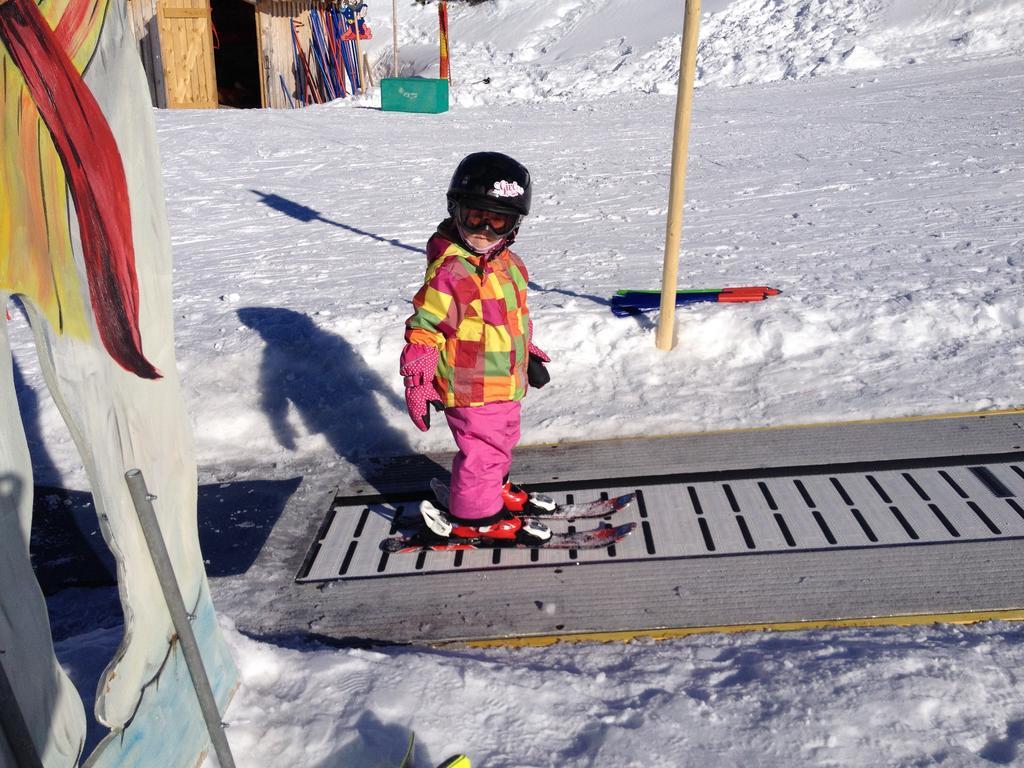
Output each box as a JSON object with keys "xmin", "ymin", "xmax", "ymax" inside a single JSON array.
[
  {"xmin": 460, "ymin": 609, "xmax": 1024, "ymax": 648},
  {"xmin": 0, "ymin": 0, "xmax": 110, "ymax": 340}
]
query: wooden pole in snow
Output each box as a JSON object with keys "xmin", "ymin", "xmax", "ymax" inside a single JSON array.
[
  {"xmin": 655, "ymin": 0, "xmax": 702, "ymax": 351},
  {"xmin": 363, "ymin": 52, "xmax": 375, "ymax": 86},
  {"xmin": 391, "ymin": 0, "xmax": 398, "ymax": 77}
]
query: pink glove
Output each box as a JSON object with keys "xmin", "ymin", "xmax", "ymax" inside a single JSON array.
[{"xmin": 400, "ymin": 344, "xmax": 441, "ymax": 431}]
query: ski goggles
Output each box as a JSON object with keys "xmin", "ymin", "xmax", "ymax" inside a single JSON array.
[{"xmin": 456, "ymin": 205, "xmax": 521, "ymax": 237}]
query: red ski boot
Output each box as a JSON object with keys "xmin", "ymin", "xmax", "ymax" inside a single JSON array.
[
  {"xmin": 501, "ymin": 479, "xmax": 557, "ymax": 515},
  {"xmin": 420, "ymin": 500, "xmax": 551, "ymax": 542},
  {"xmin": 428, "ymin": 477, "xmax": 557, "ymax": 518}
]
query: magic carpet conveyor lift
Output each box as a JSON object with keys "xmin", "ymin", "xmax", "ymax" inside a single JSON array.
[{"xmin": 219, "ymin": 412, "xmax": 1024, "ymax": 645}]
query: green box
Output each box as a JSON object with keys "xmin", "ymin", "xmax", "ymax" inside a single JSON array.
[{"xmin": 381, "ymin": 78, "xmax": 449, "ymax": 114}]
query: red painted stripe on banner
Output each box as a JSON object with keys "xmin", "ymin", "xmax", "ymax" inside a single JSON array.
[{"xmin": 1, "ymin": 0, "xmax": 159, "ymax": 378}]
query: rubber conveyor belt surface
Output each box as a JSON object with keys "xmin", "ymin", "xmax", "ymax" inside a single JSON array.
[{"xmin": 299, "ymin": 457, "xmax": 1024, "ymax": 583}]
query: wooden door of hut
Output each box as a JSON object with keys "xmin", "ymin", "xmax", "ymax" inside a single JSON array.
[{"xmin": 156, "ymin": 0, "xmax": 219, "ymax": 108}]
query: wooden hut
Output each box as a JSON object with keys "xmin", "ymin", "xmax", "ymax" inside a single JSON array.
[
  {"xmin": 128, "ymin": 0, "xmax": 219, "ymax": 108},
  {"xmin": 254, "ymin": 0, "xmax": 324, "ymax": 109},
  {"xmin": 126, "ymin": 0, "xmax": 372, "ymax": 109}
]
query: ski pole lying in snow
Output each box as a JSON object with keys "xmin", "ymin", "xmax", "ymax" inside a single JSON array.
[{"xmin": 611, "ymin": 286, "xmax": 780, "ymax": 316}]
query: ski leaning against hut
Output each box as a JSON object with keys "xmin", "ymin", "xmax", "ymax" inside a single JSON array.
[{"xmin": 399, "ymin": 152, "xmax": 555, "ymax": 543}]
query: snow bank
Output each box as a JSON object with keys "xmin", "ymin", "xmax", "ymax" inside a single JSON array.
[
  {"xmin": 53, "ymin": 614, "xmax": 1024, "ymax": 766},
  {"xmin": 376, "ymin": 0, "xmax": 1024, "ymax": 104},
  {"xmin": 185, "ymin": 619, "xmax": 1024, "ymax": 766}
]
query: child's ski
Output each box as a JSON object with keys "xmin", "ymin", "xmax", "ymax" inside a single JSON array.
[
  {"xmin": 381, "ymin": 522, "xmax": 637, "ymax": 553},
  {"xmin": 429, "ymin": 478, "xmax": 635, "ymax": 520}
]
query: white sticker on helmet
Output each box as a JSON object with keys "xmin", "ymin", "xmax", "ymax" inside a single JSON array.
[{"xmin": 491, "ymin": 180, "xmax": 525, "ymax": 198}]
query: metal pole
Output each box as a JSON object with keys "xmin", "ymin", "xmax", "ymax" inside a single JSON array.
[
  {"xmin": 655, "ymin": 0, "xmax": 702, "ymax": 351},
  {"xmin": 0, "ymin": 658, "xmax": 44, "ymax": 768},
  {"xmin": 391, "ymin": 0, "xmax": 398, "ymax": 78},
  {"xmin": 125, "ymin": 469, "xmax": 236, "ymax": 768}
]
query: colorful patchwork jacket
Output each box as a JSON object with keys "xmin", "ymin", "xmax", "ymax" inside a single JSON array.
[{"xmin": 405, "ymin": 221, "xmax": 530, "ymax": 407}]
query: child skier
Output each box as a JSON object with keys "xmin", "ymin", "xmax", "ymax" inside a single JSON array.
[{"xmin": 399, "ymin": 152, "xmax": 553, "ymax": 542}]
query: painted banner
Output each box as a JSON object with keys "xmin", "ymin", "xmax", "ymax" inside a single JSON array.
[{"xmin": 0, "ymin": 0, "xmax": 237, "ymax": 764}]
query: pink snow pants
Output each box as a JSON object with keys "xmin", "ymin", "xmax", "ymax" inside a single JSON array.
[{"xmin": 444, "ymin": 400, "xmax": 521, "ymax": 520}]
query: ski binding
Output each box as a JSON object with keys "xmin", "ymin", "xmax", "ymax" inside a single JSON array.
[{"xmin": 429, "ymin": 477, "xmax": 635, "ymax": 521}]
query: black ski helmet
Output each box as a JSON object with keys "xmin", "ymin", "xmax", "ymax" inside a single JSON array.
[{"xmin": 447, "ymin": 152, "xmax": 532, "ymax": 218}]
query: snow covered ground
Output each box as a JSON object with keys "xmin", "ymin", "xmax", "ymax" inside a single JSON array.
[
  {"xmin": 52, "ymin": 607, "xmax": 1024, "ymax": 766},
  {"xmin": 12, "ymin": 4, "xmax": 1024, "ymax": 492},
  {"xmin": 13, "ymin": 0, "xmax": 1024, "ymax": 764},
  {"xmin": 196, "ymin": 619, "xmax": 1024, "ymax": 767}
]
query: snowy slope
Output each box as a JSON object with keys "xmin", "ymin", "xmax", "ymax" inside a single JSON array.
[
  {"xmin": 380, "ymin": 0, "xmax": 1024, "ymax": 102},
  {"xmin": 9, "ymin": 0, "xmax": 1024, "ymax": 489},
  {"xmin": 12, "ymin": 0, "xmax": 1024, "ymax": 765},
  {"xmin": 14, "ymin": 60, "xmax": 1024, "ymax": 490}
]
